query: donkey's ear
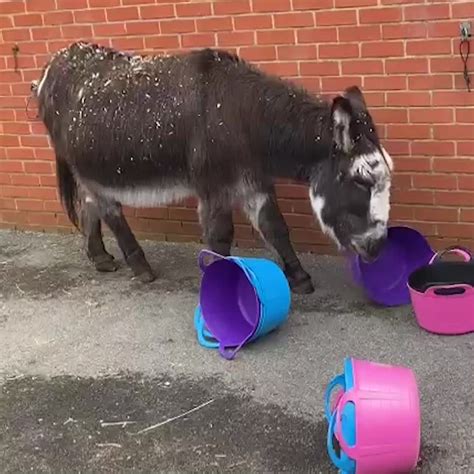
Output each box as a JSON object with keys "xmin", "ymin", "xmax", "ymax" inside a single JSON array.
[
  {"xmin": 344, "ymin": 85, "xmax": 367, "ymax": 107},
  {"xmin": 331, "ymin": 95, "xmax": 353, "ymax": 153}
]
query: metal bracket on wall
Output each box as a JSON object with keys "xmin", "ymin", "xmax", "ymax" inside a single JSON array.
[{"xmin": 459, "ymin": 21, "xmax": 472, "ymax": 92}]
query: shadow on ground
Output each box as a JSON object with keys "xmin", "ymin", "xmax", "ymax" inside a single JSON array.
[{"xmin": 0, "ymin": 374, "xmax": 330, "ymax": 473}]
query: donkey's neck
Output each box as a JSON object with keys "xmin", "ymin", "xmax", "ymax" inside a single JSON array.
[{"xmin": 255, "ymin": 81, "xmax": 333, "ymax": 183}]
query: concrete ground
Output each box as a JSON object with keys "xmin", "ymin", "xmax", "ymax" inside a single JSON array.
[{"xmin": 0, "ymin": 229, "xmax": 472, "ymax": 473}]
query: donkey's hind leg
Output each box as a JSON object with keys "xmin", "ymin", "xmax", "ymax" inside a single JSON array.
[
  {"xmin": 244, "ymin": 191, "xmax": 314, "ymax": 295},
  {"xmin": 95, "ymin": 197, "xmax": 156, "ymax": 283},
  {"xmin": 80, "ymin": 198, "xmax": 118, "ymax": 273}
]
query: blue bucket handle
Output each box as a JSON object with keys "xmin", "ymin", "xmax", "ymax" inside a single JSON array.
[
  {"xmin": 327, "ymin": 410, "xmax": 345, "ymax": 471},
  {"xmin": 194, "ymin": 307, "xmax": 219, "ymax": 349},
  {"xmin": 324, "ymin": 374, "xmax": 346, "ymax": 421}
]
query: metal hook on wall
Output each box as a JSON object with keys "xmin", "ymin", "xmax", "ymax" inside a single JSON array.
[{"xmin": 459, "ymin": 22, "xmax": 471, "ymax": 92}]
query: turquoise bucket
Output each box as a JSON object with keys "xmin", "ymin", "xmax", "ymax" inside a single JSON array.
[{"xmin": 195, "ymin": 250, "xmax": 291, "ymax": 359}]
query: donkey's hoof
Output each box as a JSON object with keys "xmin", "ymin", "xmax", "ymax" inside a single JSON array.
[
  {"xmin": 93, "ymin": 254, "xmax": 119, "ymax": 273},
  {"xmin": 288, "ymin": 274, "xmax": 315, "ymax": 295},
  {"xmin": 135, "ymin": 269, "xmax": 156, "ymax": 284}
]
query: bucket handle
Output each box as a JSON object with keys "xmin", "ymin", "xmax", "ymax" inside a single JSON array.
[
  {"xmin": 324, "ymin": 374, "xmax": 345, "ymax": 422},
  {"xmin": 218, "ymin": 334, "xmax": 252, "ymax": 361},
  {"xmin": 198, "ymin": 249, "xmax": 226, "ymax": 273},
  {"xmin": 425, "ymin": 284, "xmax": 473, "ymax": 298},
  {"xmin": 429, "ymin": 246, "xmax": 472, "ymax": 265},
  {"xmin": 327, "ymin": 410, "xmax": 349, "ymax": 471},
  {"xmin": 194, "ymin": 307, "xmax": 219, "ymax": 349}
]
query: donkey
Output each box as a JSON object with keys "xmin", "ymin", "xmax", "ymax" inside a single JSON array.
[{"xmin": 33, "ymin": 41, "xmax": 393, "ymax": 294}]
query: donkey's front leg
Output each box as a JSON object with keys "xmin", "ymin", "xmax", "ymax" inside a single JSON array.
[
  {"xmin": 246, "ymin": 193, "xmax": 314, "ymax": 294},
  {"xmin": 198, "ymin": 198, "xmax": 234, "ymax": 256},
  {"xmin": 96, "ymin": 198, "xmax": 156, "ymax": 283}
]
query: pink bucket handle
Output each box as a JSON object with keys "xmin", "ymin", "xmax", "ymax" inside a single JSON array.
[
  {"xmin": 425, "ymin": 284, "xmax": 474, "ymax": 298},
  {"xmin": 335, "ymin": 390, "xmax": 404, "ymax": 458},
  {"xmin": 429, "ymin": 246, "xmax": 472, "ymax": 265},
  {"xmin": 198, "ymin": 249, "xmax": 225, "ymax": 272}
]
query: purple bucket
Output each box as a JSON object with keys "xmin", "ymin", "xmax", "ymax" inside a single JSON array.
[{"xmin": 349, "ymin": 226, "xmax": 435, "ymax": 307}]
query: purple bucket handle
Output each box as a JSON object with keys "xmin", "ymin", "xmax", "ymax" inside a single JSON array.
[
  {"xmin": 198, "ymin": 249, "xmax": 225, "ymax": 272},
  {"xmin": 218, "ymin": 331, "xmax": 254, "ymax": 360},
  {"xmin": 429, "ymin": 246, "xmax": 472, "ymax": 265}
]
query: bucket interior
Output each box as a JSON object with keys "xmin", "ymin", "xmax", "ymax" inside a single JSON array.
[
  {"xmin": 409, "ymin": 262, "xmax": 474, "ymax": 293},
  {"xmin": 200, "ymin": 258, "xmax": 260, "ymax": 347}
]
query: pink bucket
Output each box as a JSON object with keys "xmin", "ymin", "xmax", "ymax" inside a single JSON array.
[
  {"xmin": 326, "ymin": 358, "xmax": 421, "ymax": 473},
  {"xmin": 408, "ymin": 246, "xmax": 474, "ymax": 335}
]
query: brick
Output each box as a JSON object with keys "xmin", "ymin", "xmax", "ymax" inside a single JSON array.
[
  {"xmin": 300, "ymin": 61, "xmax": 339, "ymax": 76},
  {"xmin": 234, "ymin": 15, "xmax": 272, "ymax": 30},
  {"xmin": 387, "ymin": 125, "xmax": 431, "ymax": 140},
  {"xmin": 57, "ymin": 0, "xmax": 87, "ymax": 7},
  {"xmin": 168, "ymin": 208, "xmax": 197, "ymax": 221},
  {"xmin": 181, "ymin": 33, "xmax": 215, "ymax": 48},
  {"xmin": 433, "ymin": 159, "xmax": 474, "ymax": 174},
  {"xmin": 371, "ymin": 109, "xmax": 408, "ymax": 124},
  {"xmin": 275, "ymin": 12, "xmax": 314, "ymax": 28},
  {"xmin": 364, "ymin": 75, "xmax": 406, "ymax": 90},
  {"xmin": 437, "ymin": 224, "xmax": 474, "ymax": 239},
  {"xmin": 457, "ymin": 142, "xmax": 474, "ymax": 157},
  {"xmin": 126, "ymin": 21, "xmax": 159, "ymax": 35},
  {"xmin": 361, "ymin": 41, "xmax": 403, "ymax": 58},
  {"xmin": 252, "ymin": 0, "xmax": 291, "ymax": 12},
  {"xmin": 217, "ymin": 31, "xmax": 254, "ymax": 47},
  {"xmin": 0, "ymin": 161, "xmax": 23, "ymax": 173},
  {"xmin": 275, "ymin": 184, "xmax": 309, "ymax": 199},
  {"xmin": 412, "ymin": 141, "xmax": 455, "ymax": 157},
  {"xmin": 6, "ymin": 148, "xmax": 36, "ymax": 160},
  {"xmin": 408, "ymin": 38, "xmax": 452, "ymax": 56},
  {"xmin": 13, "ymin": 14, "xmax": 43, "ymax": 27},
  {"xmin": 3, "ymin": 28, "xmax": 31, "ymax": 41},
  {"xmin": 293, "ymin": 0, "xmax": 333, "ymax": 9},
  {"xmin": 26, "ymin": 0, "xmax": 56, "ymax": 11},
  {"xmin": 461, "ymin": 209, "xmax": 474, "ymax": 223},
  {"xmin": 176, "ymin": 2, "xmax": 211, "ymax": 17},
  {"xmin": 386, "ymin": 58, "xmax": 428, "ymax": 74},
  {"xmin": 106, "ymin": 7, "xmax": 139, "ymax": 22},
  {"xmin": 316, "ymin": 10, "xmax": 356, "ymax": 26},
  {"xmin": 89, "ymin": 0, "xmax": 120, "ymax": 6},
  {"xmin": 452, "ymin": 2, "xmax": 474, "ymax": 18},
  {"xmin": 196, "ymin": 17, "xmax": 231, "ymax": 32},
  {"xmin": 433, "ymin": 92, "xmax": 474, "ymax": 107},
  {"xmin": 278, "ymin": 45, "xmax": 316, "ymax": 60},
  {"xmin": 20, "ymin": 135, "xmax": 49, "ymax": 147},
  {"xmin": 414, "ymin": 207, "xmax": 459, "ymax": 223},
  {"xmin": 393, "ymin": 157, "xmax": 431, "ymax": 173},
  {"xmin": 162, "ymin": 19, "xmax": 197, "ymax": 34},
  {"xmin": 0, "ymin": 16, "xmax": 13, "ymax": 28},
  {"xmin": 410, "ymin": 108, "xmax": 453, "ymax": 124},
  {"xmin": 382, "ymin": 23, "xmax": 426, "ymax": 40},
  {"xmin": 3, "ymin": 123, "xmax": 30, "ymax": 135},
  {"xmin": 0, "ymin": 175, "xmax": 12, "ymax": 186},
  {"xmin": 360, "ymin": 7, "xmax": 401, "ymax": 24},
  {"xmin": 44, "ymin": 11, "xmax": 74, "ymax": 25},
  {"xmin": 258, "ymin": 30, "xmax": 295, "ymax": 45},
  {"xmin": 297, "ymin": 28, "xmax": 340, "ymax": 46},
  {"xmin": 0, "ymin": 135, "xmax": 20, "ymax": 147},
  {"xmin": 140, "ymin": 5, "xmax": 175, "ymax": 19},
  {"xmin": 11, "ymin": 175, "xmax": 41, "ymax": 186},
  {"xmin": 430, "ymin": 58, "xmax": 461, "ymax": 73},
  {"xmin": 322, "ymin": 76, "xmax": 362, "ymax": 92},
  {"xmin": 319, "ymin": 43, "xmax": 359, "ymax": 59},
  {"xmin": 284, "ymin": 213, "xmax": 314, "ymax": 228},
  {"xmin": 433, "ymin": 125, "xmax": 474, "ymax": 140},
  {"xmin": 386, "ymin": 92, "xmax": 431, "ymax": 107},
  {"xmin": 456, "ymin": 109, "xmax": 474, "ymax": 123},
  {"xmin": 413, "ymin": 174, "xmax": 457, "ymax": 190},
  {"xmin": 259, "ymin": 62, "xmax": 299, "ymax": 77},
  {"xmin": 61, "ymin": 25, "xmax": 93, "ymax": 39},
  {"xmin": 336, "ymin": 0, "xmax": 377, "ymax": 5},
  {"xmin": 459, "ymin": 176, "xmax": 474, "ymax": 191},
  {"xmin": 435, "ymin": 191, "xmax": 474, "ymax": 207},
  {"xmin": 110, "ymin": 37, "xmax": 144, "ymax": 51},
  {"xmin": 404, "ymin": 4, "xmax": 450, "ymax": 21},
  {"xmin": 144, "ymin": 35, "xmax": 180, "ymax": 49},
  {"xmin": 74, "ymin": 9, "xmax": 106, "ymax": 23},
  {"xmin": 408, "ymin": 75, "xmax": 453, "ymax": 91},
  {"xmin": 339, "ymin": 25, "xmax": 381, "ymax": 42},
  {"xmin": 427, "ymin": 21, "xmax": 457, "ymax": 38},
  {"xmin": 16, "ymin": 200, "xmax": 44, "ymax": 211},
  {"xmin": 342, "ymin": 59, "xmax": 383, "ymax": 75},
  {"xmin": 0, "ymin": 1, "xmax": 25, "ymax": 13},
  {"xmin": 213, "ymin": 1, "xmax": 251, "ymax": 15},
  {"xmin": 240, "ymin": 46, "xmax": 276, "ymax": 61},
  {"xmin": 0, "ymin": 199, "xmax": 16, "ymax": 210}
]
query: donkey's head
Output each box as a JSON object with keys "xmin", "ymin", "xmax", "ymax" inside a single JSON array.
[{"xmin": 310, "ymin": 86, "xmax": 393, "ymax": 262}]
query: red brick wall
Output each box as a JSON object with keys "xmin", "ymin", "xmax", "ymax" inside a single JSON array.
[{"xmin": 1, "ymin": 0, "xmax": 473, "ymax": 253}]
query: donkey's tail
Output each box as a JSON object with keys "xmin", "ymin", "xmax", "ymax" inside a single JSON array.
[{"xmin": 56, "ymin": 155, "xmax": 79, "ymax": 229}]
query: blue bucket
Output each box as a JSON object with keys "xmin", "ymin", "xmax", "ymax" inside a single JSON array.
[
  {"xmin": 325, "ymin": 358, "xmax": 357, "ymax": 474},
  {"xmin": 195, "ymin": 250, "xmax": 291, "ymax": 360}
]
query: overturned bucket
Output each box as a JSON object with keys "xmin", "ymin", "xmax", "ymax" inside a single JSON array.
[{"xmin": 195, "ymin": 250, "xmax": 291, "ymax": 360}]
